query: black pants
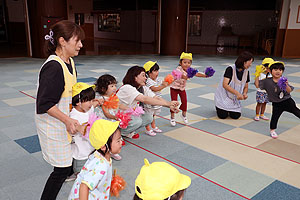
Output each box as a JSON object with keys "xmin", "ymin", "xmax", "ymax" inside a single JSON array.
[
  {"xmin": 271, "ymin": 98, "xmax": 300, "ymax": 129},
  {"xmin": 216, "ymin": 106, "xmax": 241, "ymax": 119},
  {"xmin": 41, "ymin": 166, "xmax": 72, "ymax": 200}
]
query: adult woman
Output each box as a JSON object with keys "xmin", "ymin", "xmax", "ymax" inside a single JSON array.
[
  {"xmin": 35, "ymin": 20, "xmax": 85, "ymax": 200},
  {"xmin": 214, "ymin": 51, "xmax": 254, "ymax": 119},
  {"xmin": 117, "ymin": 66, "xmax": 179, "ymax": 138}
]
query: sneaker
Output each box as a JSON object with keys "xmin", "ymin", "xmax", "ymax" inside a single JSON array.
[
  {"xmin": 260, "ymin": 115, "xmax": 269, "ymax": 120},
  {"xmin": 125, "ymin": 132, "xmax": 140, "ymax": 139},
  {"xmin": 254, "ymin": 116, "xmax": 260, "ymax": 121},
  {"xmin": 181, "ymin": 115, "xmax": 188, "ymax": 124},
  {"xmin": 65, "ymin": 173, "xmax": 77, "ymax": 182},
  {"xmin": 111, "ymin": 153, "xmax": 122, "ymax": 161},
  {"xmin": 270, "ymin": 131, "xmax": 278, "ymax": 139},
  {"xmin": 145, "ymin": 129, "xmax": 156, "ymax": 136},
  {"xmin": 170, "ymin": 118, "xmax": 176, "ymax": 127},
  {"xmin": 152, "ymin": 127, "xmax": 162, "ymax": 133}
]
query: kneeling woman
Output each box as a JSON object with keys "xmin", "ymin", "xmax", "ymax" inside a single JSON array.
[
  {"xmin": 214, "ymin": 51, "xmax": 254, "ymax": 119},
  {"xmin": 117, "ymin": 66, "xmax": 179, "ymax": 138}
]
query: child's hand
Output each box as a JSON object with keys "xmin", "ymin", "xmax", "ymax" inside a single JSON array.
[
  {"xmin": 162, "ymin": 81, "xmax": 169, "ymax": 87},
  {"xmin": 93, "ymin": 98, "xmax": 104, "ymax": 107},
  {"xmin": 75, "ymin": 124, "xmax": 86, "ymax": 136}
]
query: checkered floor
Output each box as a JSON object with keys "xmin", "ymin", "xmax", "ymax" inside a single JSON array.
[{"xmin": 1, "ymin": 54, "xmax": 300, "ymax": 200}]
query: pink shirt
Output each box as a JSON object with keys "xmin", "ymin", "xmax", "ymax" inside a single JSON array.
[{"xmin": 170, "ymin": 66, "xmax": 187, "ymax": 91}]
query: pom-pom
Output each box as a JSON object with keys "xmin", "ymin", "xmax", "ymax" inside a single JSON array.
[
  {"xmin": 110, "ymin": 169, "xmax": 126, "ymax": 197},
  {"xmin": 204, "ymin": 67, "xmax": 215, "ymax": 77},
  {"xmin": 164, "ymin": 74, "xmax": 174, "ymax": 84},
  {"xmin": 187, "ymin": 67, "xmax": 198, "ymax": 78},
  {"xmin": 127, "ymin": 106, "xmax": 144, "ymax": 117},
  {"xmin": 116, "ymin": 110, "xmax": 131, "ymax": 129},
  {"xmin": 171, "ymin": 69, "xmax": 182, "ymax": 80},
  {"xmin": 277, "ymin": 76, "xmax": 288, "ymax": 91},
  {"xmin": 254, "ymin": 65, "xmax": 265, "ymax": 78},
  {"xmin": 83, "ymin": 113, "xmax": 101, "ymax": 138},
  {"xmin": 103, "ymin": 94, "xmax": 119, "ymax": 109}
]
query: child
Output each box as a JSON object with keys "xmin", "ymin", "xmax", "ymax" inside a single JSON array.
[
  {"xmin": 254, "ymin": 57, "xmax": 273, "ymax": 121},
  {"xmin": 143, "ymin": 61, "xmax": 169, "ymax": 136},
  {"xmin": 260, "ymin": 61, "xmax": 300, "ymax": 138},
  {"xmin": 69, "ymin": 82, "xmax": 103, "ymax": 179},
  {"xmin": 68, "ymin": 119, "xmax": 122, "ymax": 200},
  {"xmin": 95, "ymin": 74, "xmax": 127, "ymax": 160},
  {"xmin": 133, "ymin": 158, "xmax": 191, "ymax": 200},
  {"xmin": 170, "ymin": 52, "xmax": 207, "ymax": 126}
]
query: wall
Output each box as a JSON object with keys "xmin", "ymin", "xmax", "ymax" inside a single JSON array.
[
  {"xmin": 188, "ymin": 10, "xmax": 276, "ymax": 46},
  {"xmin": 282, "ymin": 0, "xmax": 300, "ymax": 57}
]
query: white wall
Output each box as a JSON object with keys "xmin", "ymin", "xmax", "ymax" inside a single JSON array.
[
  {"xmin": 287, "ymin": 0, "xmax": 300, "ymax": 29},
  {"xmin": 279, "ymin": 0, "xmax": 290, "ymax": 29}
]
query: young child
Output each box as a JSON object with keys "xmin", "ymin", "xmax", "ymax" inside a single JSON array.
[
  {"xmin": 95, "ymin": 74, "xmax": 127, "ymax": 160},
  {"xmin": 133, "ymin": 158, "xmax": 191, "ymax": 200},
  {"xmin": 170, "ymin": 52, "xmax": 207, "ymax": 126},
  {"xmin": 69, "ymin": 82, "xmax": 103, "ymax": 179},
  {"xmin": 260, "ymin": 61, "xmax": 300, "ymax": 138},
  {"xmin": 68, "ymin": 119, "xmax": 122, "ymax": 200},
  {"xmin": 254, "ymin": 57, "xmax": 273, "ymax": 121},
  {"xmin": 143, "ymin": 61, "xmax": 169, "ymax": 136}
]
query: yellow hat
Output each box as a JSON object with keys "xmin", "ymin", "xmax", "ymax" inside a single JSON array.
[
  {"xmin": 180, "ymin": 52, "xmax": 192, "ymax": 61},
  {"xmin": 135, "ymin": 159, "xmax": 191, "ymax": 200},
  {"xmin": 143, "ymin": 61, "xmax": 157, "ymax": 72},
  {"xmin": 72, "ymin": 82, "xmax": 95, "ymax": 97},
  {"xmin": 262, "ymin": 58, "xmax": 274, "ymax": 66},
  {"xmin": 89, "ymin": 119, "xmax": 120, "ymax": 150},
  {"xmin": 268, "ymin": 61, "xmax": 285, "ymax": 68}
]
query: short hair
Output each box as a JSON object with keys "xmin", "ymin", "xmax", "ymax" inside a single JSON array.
[
  {"xmin": 45, "ymin": 20, "xmax": 85, "ymax": 55},
  {"xmin": 123, "ymin": 66, "xmax": 145, "ymax": 88},
  {"xmin": 95, "ymin": 74, "xmax": 117, "ymax": 95},
  {"xmin": 147, "ymin": 63, "xmax": 160, "ymax": 75},
  {"xmin": 270, "ymin": 63, "xmax": 285, "ymax": 72},
  {"xmin": 72, "ymin": 87, "xmax": 95, "ymax": 106},
  {"xmin": 235, "ymin": 51, "xmax": 254, "ymax": 69}
]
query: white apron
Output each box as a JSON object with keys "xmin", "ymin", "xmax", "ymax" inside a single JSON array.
[
  {"xmin": 35, "ymin": 55, "xmax": 77, "ymax": 167},
  {"xmin": 214, "ymin": 65, "xmax": 248, "ymax": 113}
]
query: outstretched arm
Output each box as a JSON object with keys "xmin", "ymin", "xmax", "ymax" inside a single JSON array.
[{"xmin": 79, "ymin": 183, "xmax": 89, "ymax": 200}]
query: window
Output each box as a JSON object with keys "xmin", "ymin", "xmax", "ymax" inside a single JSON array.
[
  {"xmin": 75, "ymin": 13, "xmax": 84, "ymax": 25},
  {"xmin": 189, "ymin": 13, "xmax": 202, "ymax": 36},
  {"xmin": 98, "ymin": 13, "xmax": 120, "ymax": 32}
]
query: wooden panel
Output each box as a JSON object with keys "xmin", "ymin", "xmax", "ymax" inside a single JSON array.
[
  {"xmin": 282, "ymin": 29, "xmax": 300, "ymax": 58},
  {"xmin": 274, "ymin": 29, "xmax": 285, "ymax": 57},
  {"xmin": 160, "ymin": 0, "xmax": 188, "ymax": 55},
  {"xmin": 8, "ymin": 22, "xmax": 26, "ymax": 44},
  {"xmin": 81, "ymin": 23, "xmax": 94, "ymax": 39}
]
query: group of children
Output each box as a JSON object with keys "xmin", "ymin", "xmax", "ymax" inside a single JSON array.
[{"xmin": 66, "ymin": 52, "xmax": 299, "ymax": 199}]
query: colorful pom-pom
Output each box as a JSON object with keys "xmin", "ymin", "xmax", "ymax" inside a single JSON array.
[
  {"xmin": 277, "ymin": 76, "xmax": 288, "ymax": 91},
  {"xmin": 164, "ymin": 74, "xmax": 174, "ymax": 84},
  {"xmin": 254, "ymin": 65, "xmax": 265, "ymax": 78},
  {"xmin": 110, "ymin": 169, "xmax": 126, "ymax": 197},
  {"xmin": 83, "ymin": 113, "xmax": 101, "ymax": 138},
  {"xmin": 187, "ymin": 67, "xmax": 199, "ymax": 78},
  {"xmin": 127, "ymin": 106, "xmax": 144, "ymax": 117},
  {"xmin": 103, "ymin": 94, "xmax": 119, "ymax": 109},
  {"xmin": 116, "ymin": 110, "xmax": 131, "ymax": 129},
  {"xmin": 172, "ymin": 69, "xmax": 182, "ymax": 80},
  {"xmin": 204, "ymin": 67, "xmax": 215, "ymax": 77}
]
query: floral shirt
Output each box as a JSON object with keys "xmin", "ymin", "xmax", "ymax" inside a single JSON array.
[{"xmin": 68, "ymin": 151, "xmax": 112, "ymax": 200}]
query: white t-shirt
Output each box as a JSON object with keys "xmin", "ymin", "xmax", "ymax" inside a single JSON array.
[
  {"xmin": 146, "ymin": 77, "xmax": 162, "ymax": 110},
  {"xmin": 70, "ymin": 106, "xmax": 95, "ymax": 160},
  {"xmin": 117, "ymin": 84, "xmax": 155, "ymax": 108}
]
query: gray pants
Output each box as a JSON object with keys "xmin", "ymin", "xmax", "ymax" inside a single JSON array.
[
  {"xmin": 121, "ymin": 113, "xmax": 153, "ymax": 135},
  {"xmin": 73, "ymin": 159, "xmax": 87, "ymax": 174}
]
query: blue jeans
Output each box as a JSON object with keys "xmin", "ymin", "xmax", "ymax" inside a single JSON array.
[{"xmin": 121, "ymin": 113, "xmax": 153, "ymax": 135}]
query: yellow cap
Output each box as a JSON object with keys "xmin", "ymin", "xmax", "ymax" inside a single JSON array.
[
  {"xmin": 143, "ymin": 61, "xmax": 157, "ymax": 72},
  {"xmin": 268, "ymin": 61, "xmax": 285, "ymax": 68},
  {"xmin": 89, "ymin": 119, "xmax": 120, "ymax": 150},
  {"xmin": 135, "ymin": 159, "xmax": 191, "ymax": 200},
  {"xmin": 72, "ymin": 82, "xmax": 95, "ymax": 97},
  {"xmin": 262, "ymin": 58, "xmax": 274, "ymax": 66},
  {"xmin": 180, "ymin": 52, "xmax": 192, "ymax": 61}
]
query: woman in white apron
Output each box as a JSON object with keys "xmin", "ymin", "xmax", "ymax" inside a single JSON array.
[
  {"xmin": 214, "ymin": 51, "xmax": 254, "ymax": 119},
  {"xmin": 35, "ymin": 20, "xmax": 85, "ymax": 200}
]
